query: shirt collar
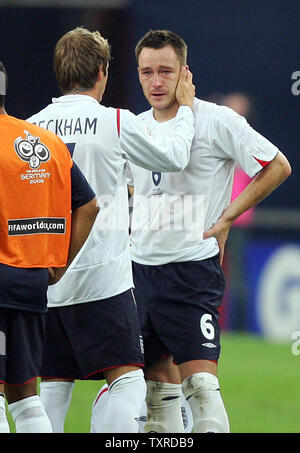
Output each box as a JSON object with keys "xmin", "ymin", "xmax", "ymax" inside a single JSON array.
[{"xmin": 52, "ymin": 94, "xmax": 99, "ymax": 105}]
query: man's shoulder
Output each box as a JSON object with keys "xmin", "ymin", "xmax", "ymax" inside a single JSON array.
[
  {"xmin": 137, "ymin": 108, "xmax": 152, "ymax": 120},
  {"xmin": 194, "ymin": 97, "xmax": 237, "ymax": 118},
  {"xmin": 27, "ymin": 102, "xmax": 54, "ymax": 124},
  {"xmin": 194, "ymin": 97, "xmax": 243, "ymax": 131}
]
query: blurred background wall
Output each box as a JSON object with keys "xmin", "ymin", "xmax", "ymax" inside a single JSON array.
[{"xmin": 0, "ymin": 0, "xmax": 299, "ymax": 342}]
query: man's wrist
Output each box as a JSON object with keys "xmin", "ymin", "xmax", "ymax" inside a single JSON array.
[{"xmin": 178, "ymin": 103, "xmax": 193, "ymax": 110}]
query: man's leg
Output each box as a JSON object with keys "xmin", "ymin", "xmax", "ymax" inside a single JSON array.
[
  {"xmin": 2, "ymin": 309, "xmax": 52, "ymax": 433},
  {"xmin": 37, "ymin": 306, "xmax": 75, "ymax": 433},
  {"xmin": 39, "ymin": 378, "xmax": 74, "ymax": 433},
  {"xmin": 40, "ymin": 368, "xmax": 146, "ymax": 434},
  {"xmin": 6, "ymin": 379, "xmax": 52, "ymax": 433},
  {"xmin": 143, "ymin": 355, "xmax": 185, "ymax": 433},
  {"xmin": 179, "ymin": 359, "xmax": 230, "ymax": 433},
  {"xmin": 100, "ymin": 365, "xmax": 146, "ymax": 433},
  {"xmin": 90, "ymin": 361, "xmax": 194, "ymax": 434}
]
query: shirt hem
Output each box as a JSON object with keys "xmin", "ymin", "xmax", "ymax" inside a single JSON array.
[{"xmin": 47, "ymin": 283, "xmax": 134, "ymax": 308}]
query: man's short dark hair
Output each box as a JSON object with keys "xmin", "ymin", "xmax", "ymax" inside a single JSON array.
[
  {"xmin": 135, "ymin": 30, "xmax": 187, "ymax": 66},
  {"xmin": 0, "ymin": 60, "xmax": 8, "ymax": 108}
]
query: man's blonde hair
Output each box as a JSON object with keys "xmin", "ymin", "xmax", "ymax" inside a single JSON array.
[{"xmin": 54, "ymin": 27, "xmax": 111, "ymax": 94}]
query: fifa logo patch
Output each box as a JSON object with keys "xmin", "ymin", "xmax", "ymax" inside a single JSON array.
[{"xmin": 14, "ymin": 130, "xmax": 51, "ymax": 169}]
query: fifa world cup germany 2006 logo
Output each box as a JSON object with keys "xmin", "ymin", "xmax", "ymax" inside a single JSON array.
[{"xmin": 14, "ymin": 130, "xmax": 51, "ymax": 169}]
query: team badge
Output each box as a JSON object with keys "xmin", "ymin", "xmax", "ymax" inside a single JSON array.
[
  {"xmin": 152, "ymin": 171, "xmax": 161, "ymax": 186},
  {"xmin": 14, "ymin": 130, "xmax": 51, "ymax": 169}
]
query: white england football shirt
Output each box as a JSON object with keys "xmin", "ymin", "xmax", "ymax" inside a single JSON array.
[
  {"xmin": 27, "ymin": 95, "xmax": 194, "ymax": 306},
  {"xmin": 129, "ymin": 98, "xmax": 279, "ymax": 265}
]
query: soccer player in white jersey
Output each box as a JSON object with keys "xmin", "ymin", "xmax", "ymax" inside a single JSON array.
[
  {"xmin": 27, "ymin": 27, "xmax": 195, "ymax": 433},
  {"xmin": 127, "ymin": 29, "xmax": 291, "ymax": 433}
]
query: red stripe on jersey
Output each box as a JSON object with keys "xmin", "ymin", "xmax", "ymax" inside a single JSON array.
[
  {"xmin": 253, "ymin": 156, "xmax": 272, "ymax": 168},
  {"xmin": 117, "ymin": 108, "xmax": 120, "ymax": 137},
  {"xmin": 94, "ymin": 386, "xmax": 108, "ymax": 406}
]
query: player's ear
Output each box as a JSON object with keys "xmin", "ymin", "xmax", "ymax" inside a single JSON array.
[{"xmin": 97, "ymin": 65, "xmax": 105, "ymax": 81}]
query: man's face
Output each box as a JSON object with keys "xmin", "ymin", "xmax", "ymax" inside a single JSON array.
[{"xmin": 138, "ymin": 45, "xmax": 181, "ymax": 113}]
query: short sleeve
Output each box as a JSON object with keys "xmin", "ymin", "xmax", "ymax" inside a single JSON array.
[{"xmin": 211, "ymin": 107, "xmax": 279, "ymax": 177}]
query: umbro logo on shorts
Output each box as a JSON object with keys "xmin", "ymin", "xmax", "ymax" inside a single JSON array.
[
  {"xmin": 202, "ymin": 342, "xmax": 217, "ymax": 348},
  {"xmin": 139, "ymin": 335, "xmax": 144, "ymax": 355}
]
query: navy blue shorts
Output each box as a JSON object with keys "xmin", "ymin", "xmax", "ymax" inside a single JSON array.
[
  {"xmin": 0, "ymin": 308, "xmax": 46, "ymax": 384},
  {"xmin": 40, "ymin": 289, "xmax": 144, "ymax": 380},
  {"xmin": 132, "ymin": 256, "xmax": 225, "ymax": 367}
]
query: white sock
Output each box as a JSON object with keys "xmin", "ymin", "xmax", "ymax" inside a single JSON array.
[
  {"xmin": 103, "ymin": 369, "xmax": 146, "ymax": 433},
  {"xmin": 40, "ymin": 381, "xmax": 74, "ymax": 433},
  {"xmin": 90, "ymin": 381, "xmax": 192, "ymax": 434},
  {"xmin": 182, "ymin": 372, "xmax": 230, "ymax": 433},
  {"xmin": 90, "ymin": 383, "xmax": 109, "ymax": 433},
  {"xmin": 0, "ymin": 395, "xmax": 10, "ymax": 433},
  {"xmin": 145, "ymin": 381, "xmax": 184, "ymax": 433},
  {"xmin": 8, "ymin": 395, "xmax": 52, "ymax": 433},
  {"xmin": 180, "ymin": 394, "xmax": 194, "ymax": 433}
]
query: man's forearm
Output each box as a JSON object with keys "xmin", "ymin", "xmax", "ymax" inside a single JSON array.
[
  {"xmin": 67, "ymin": 197, "xmax": 99, "ymax": 266},
  {"xmin": 223, "ymin": 151, "xmax": 291, "ymax": 224},
  {"xmin": 48, "ymin": 197, "xmax": 99, "ymax": 285}
]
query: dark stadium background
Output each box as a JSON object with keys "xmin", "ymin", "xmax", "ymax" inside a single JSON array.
[{"xmin": 0, "ymin": 0, "xmax": 299, "ymax": 340}]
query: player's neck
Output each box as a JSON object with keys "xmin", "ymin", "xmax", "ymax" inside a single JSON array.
[
  {"xmin": 153, "ymin": 103, "xmax": 179, "ymax": 123},
  {"xmin": 65, "ymin": 86, "xmax": 100, "ymax": 102},
  {"xmin": 0, "ymin": 107, "xmax": 6, "ymax": 115}
]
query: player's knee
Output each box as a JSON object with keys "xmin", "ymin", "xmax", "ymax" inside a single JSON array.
[
  {"xmin": 104, "ymin": 369, "xmax": 146, "ymax": 433},
  {"xmin": 145, "ymin": 355, "xmax": 180, "ymax": 384},
  {"xmin": 146, "ymin": 380, "xmax": 182, "ymax": 406},
  {"xmin": 182, "ymin": 372, "xmax": 229, "ymax": 433},
  {"xmin": 182, "ymin": 372, "xmax": 220, "ymax": 398},
  {"xmin": 109, "ymin": 369, "xmax": 146, "ymax": 403},
  {"xmin": 8, "ymin": 395, "xmax": 52, "ymax": 433},
  {"xmin": 5, "ymin": 380, "xmax": 37, "ymax": 404}
]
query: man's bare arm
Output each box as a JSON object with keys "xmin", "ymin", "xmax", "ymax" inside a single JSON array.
[{"xmin": 203, "ymin": 151, "xmax": 291, "ymax": 264}]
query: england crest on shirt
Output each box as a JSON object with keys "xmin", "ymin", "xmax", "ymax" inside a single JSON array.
[{"xmin": 151, "ymin": 171, "xmax": 163, "ymax": 196}]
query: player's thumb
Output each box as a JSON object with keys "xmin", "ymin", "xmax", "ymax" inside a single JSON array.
[{"xmin": 203, "ymin": 227, "xmax": 214, "ymax": 240}]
